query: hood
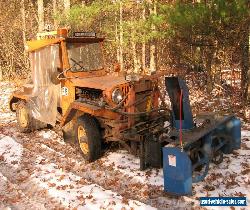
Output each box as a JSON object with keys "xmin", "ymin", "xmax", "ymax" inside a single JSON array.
[{"xmin": 70, "ymin": 74, "xmax": 128, "ymax": 90}]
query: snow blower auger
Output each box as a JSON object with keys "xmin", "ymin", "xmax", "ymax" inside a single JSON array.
[{"xmin": 161, "ymin": 77, "xmax": 241, "ymax": 196}]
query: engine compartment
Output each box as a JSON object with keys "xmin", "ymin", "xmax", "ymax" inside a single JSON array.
[{"xmin": 75, "ymin": 87, "xmax": 103, "ymax": 106}]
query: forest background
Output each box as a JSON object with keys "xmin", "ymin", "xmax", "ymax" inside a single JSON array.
[{"xmin": 0, "ymin": 0, "xmax": 249, "ymax": 112}]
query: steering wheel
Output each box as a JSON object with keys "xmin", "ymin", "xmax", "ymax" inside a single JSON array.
[{"xmin": 70, "ymin": 58, "xmax": 86, "ymax": 72}]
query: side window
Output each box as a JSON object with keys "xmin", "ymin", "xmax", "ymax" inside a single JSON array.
[{"xmin": 30, "ymin": 45, "xmax": 59, "ymax": 86}]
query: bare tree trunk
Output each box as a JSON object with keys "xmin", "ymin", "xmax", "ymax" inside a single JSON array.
[
  {"xmin": 21, "ymin": 0, "xmax": 26, "ymax": 45},
  {"xmin": 241, "ymin": 26, "xmax": 249, "ymax": 104},
  {"xmin": 248, "ymin": 69, "xmax": 250, "ymax": 102},
  {"xmin": 52, "ymin": 0, "xmax": 57, "ymax": 28},
  {"xmin": 0, "ymin": 66, "xmax": 2, "ymax": 81},
  {"xmin": 64, "ymin": 0, "xmax": 70, "ymax": 13},
  {"xmin": 206, "ymin": 49, "xmax": 215, "ymax": 93},
  {"xmin": 131, "ymin": 34, "xmax": 139, "ymax": 73},
  {"xmin": 21, "ymin": 0, "xmax": 29, "ymax": 70},
  {"xmin": 142, "ymin": 7, "xmax": 146, "ymax": 71},
  {"xmin": 37, "ymin": 0, "xmax": 44, "ymax": 32},
  {"xmin": 115, "ymin": 13, "xmax": 120, "ymax": 63},
  {"xmin": 119, "ymin": 0, "xmax": 124, "ymax": 72},
  {"xmin": 149, "ymin": 1, "xmax": 156, "ymax": 73}
]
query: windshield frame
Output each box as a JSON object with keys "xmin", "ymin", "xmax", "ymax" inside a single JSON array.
[{"xmin": 66, "ymin": 40, "xmax": 105, "ymax": 72}]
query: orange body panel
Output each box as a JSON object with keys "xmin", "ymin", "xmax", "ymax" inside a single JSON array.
[
  {"xmin": 9, "ymin": 91, "xmax": 30, "ymax": 112},
  {"xmin": 66, "ymin": 69, "xmax": 107, "ymax": 79},
  {"xmin": 70, "ymin": 75, "xmax": 127, "ymax": 90},
  {"xmin": 60, "ymin": 101, "xmax": 120, "ymax": 126}
]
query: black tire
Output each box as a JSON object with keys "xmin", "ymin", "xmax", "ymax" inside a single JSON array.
[
  {"xmin": 212, "ymin": 151, "xmax": 223, "ymax": 164},
  {"xmin": 213, "ymin": 133, "xmax": 234, "ymax": 154},
  {"xmin": 75, "ymin": 114, "xmax": 102, "ymax": 162},
  {"xmin": 220, "ymin": 135, "xmax": 234, "ymax": 154},
  {"xmin": 16, "ymin": 101, "xmax": 46, "ymax": 133}
]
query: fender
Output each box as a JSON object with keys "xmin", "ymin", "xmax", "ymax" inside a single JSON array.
[
  {"xmin": 9, "ymin": 92, "xmax": 29, "ymax": 112},
  {"xmin": 60, "ymin": 101, "xmax": 120, "ymax": 126}
]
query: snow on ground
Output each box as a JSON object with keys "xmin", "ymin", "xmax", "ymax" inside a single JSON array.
[
  {"xmin": 0, "ymin": 81, "xmax": 249, "ymax": 210},
  {"xmin": 0, "ymin": 136, "xmax": 23, "ymax": 169},
  {"xmin": 0, "ymin": 134, "xmax": 156, "ymax": 209},
  {"xmin": 102, "ymin": 130, "xmax": 250, "ymax": 209},
  {"xmin": 32, "ymin": 156, "xmax": 155, "ymax": 210},
  {"xmin": 0, "ymin": 81, "xmax": 16, "ymax": 124},
  {"xmin": 103, "ymin": 150, "xmax": 164, "ymax": 186}
]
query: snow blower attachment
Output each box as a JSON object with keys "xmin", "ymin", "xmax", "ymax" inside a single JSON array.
[{"xmin": 162, "ymin": 77, "xmax": 241, "ymax": 196}]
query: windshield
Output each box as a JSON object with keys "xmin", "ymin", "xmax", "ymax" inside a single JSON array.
[{"xmin": 67, "ymin": 42, "xmax": 104, "ymax": 71}]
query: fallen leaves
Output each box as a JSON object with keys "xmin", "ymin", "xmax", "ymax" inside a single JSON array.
[
  {"xmin": 122, "ymin": 197, "xmax": 129, "ymax": 205},
  {"xmin": 224, "ymin": 174, "xmax": 240, "ymax": 188},
  {"xmin": 241, "ymin": 168, "xmax": 250, "ymax": 175},
  {"xmin": 58, "ymin": 175, "xmax": 65, "ymax": 181},
  {"xmin": 241, "ymin": 142, "xmax": 250, "ymax": 150},
  {"xmin": 141, "ymin": 190, "xmax": 149, "ymax": 198},
  {"xmin": 0, "ymin": 155, "xmax": 4, "ymax": 161},
  {"xmin": 0, "ymin": 81, "xmax": 250, "ymax": 210},
  {"xmin": 240, "ymin": 162, "xmax": 249, "ymax": 169},
  {"xmin": 48, "ymin": 182, "xmax": 56, "ymax": 187},
  {"xmin": 56, "ymin": 185, "xmax": 68, "ymax": 190},
  {"xmin": 234, "ymin": 192, "xmax": 246, "ymax": 197},
  {"xmin": 10, "ymin": 160, "xmax": 18, "ymax": 165},
  {"xmin": 203, "ymin": 185, "xmax": 215, "ymax": 191},
  {"xmin": 77, "ymin": 195, "xmax": 85, "ymax": 202},
  {"xmin": 76, "ymin": 178, "xmax": 87, "ymax": 185},
  {"xmin": 86, "ymin": 194, "xmax": 93, "ymax": 199}
]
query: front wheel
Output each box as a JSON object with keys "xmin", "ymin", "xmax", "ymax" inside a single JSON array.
[{"xmin": 75, "ymin": 114, "xmax": 102, "ymax": 162}]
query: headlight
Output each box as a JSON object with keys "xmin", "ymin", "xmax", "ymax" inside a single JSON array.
[{"xmin": 111, "ymin": 88, "xmax": 124, "ymax": 104}]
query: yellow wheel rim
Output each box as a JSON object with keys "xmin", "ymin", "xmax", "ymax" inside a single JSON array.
[
  {"xmin": 19, "ymin": 107, "xmax": 28, "ymax": 128},
  {"xmin": 77, "ymin": 125, "xmax": 89, "ymax": 155}
]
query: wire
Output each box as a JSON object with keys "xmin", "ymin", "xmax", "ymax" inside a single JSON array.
[
  {"xmin": 114, "ymin": 107, "xmax": 170, "ymax": 116},
  {"xmin": 180, "ymin": 89, "xmax": 183, "ymax": 151}
]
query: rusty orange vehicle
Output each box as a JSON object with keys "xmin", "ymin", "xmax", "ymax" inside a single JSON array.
[{"xmin": 9, "ymin": 29, "xmax": 169, "ymax": 169}]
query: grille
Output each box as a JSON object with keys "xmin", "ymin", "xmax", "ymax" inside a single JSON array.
[{"xmin": 121, "ymin": 85, "xmax": 130, "ymax": 106}]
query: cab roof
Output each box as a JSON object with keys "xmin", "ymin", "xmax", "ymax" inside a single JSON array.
[
  {"xmin": 26, "ymin": 29, "xmax": 104, "ymax": 52},
  {"xmin": 26, "ymin": 38, "xmax": 64, "ymax": 52},
  {"xmin": 66, "ymin": 37, "xmax": 104, "ymax": 43}
]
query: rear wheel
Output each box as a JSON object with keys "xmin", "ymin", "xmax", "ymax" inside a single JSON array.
[
  {"xmin": 75, "ymin": 114, "xmax": 102, "ymax": 162},
  {"xmin": 16, "ymin": 101, "xmax": 46, "ymax": 133}
]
